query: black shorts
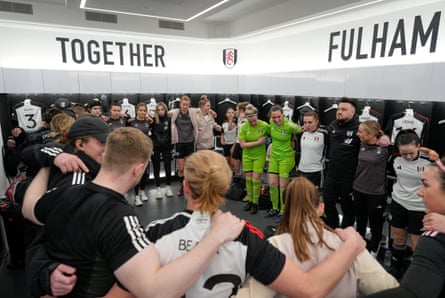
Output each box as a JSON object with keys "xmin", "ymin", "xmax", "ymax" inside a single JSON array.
[
  {"xmin": 390, "ymin": 199, "xmax": 425, "ymax": 235},
  {"xmin": 175, "ymin": 142, "xmax": 194, "ymax": 159},
  {"xmin": 298, "ymin": 171, "xmax": 322, "ymax": 188},
  {"xmin": 223, "ymin": 144, "xmax": 233, "ymax": 157},
  {"xmin": 232, "ymin": 143, "xmax": 242, "ymax": 160}
]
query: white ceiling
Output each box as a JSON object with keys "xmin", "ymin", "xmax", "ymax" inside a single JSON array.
[
  {"xmin": 18, "ymin": 0, "xmax": 380, "ymax": 37},
  {"xmin": 81, "ymin": 0, "xmax": 366, "ymax": 23}
]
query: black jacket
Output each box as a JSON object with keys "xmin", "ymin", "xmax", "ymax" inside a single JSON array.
[
  {"xmin": 27, "ymin": 145, "xmax": 101, "ymax": 297},
  {"xmin": 326, "ymin": 115, "xmax": 361, "ymax": 179},
  {"xmin": 151, "ymin": 116, "xmax": 172, "ymax": 150}
]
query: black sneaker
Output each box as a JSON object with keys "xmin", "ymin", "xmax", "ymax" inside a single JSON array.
[
  {"xmin": 243, "ymin": 201, "xmax": 252, "ymax": 211},
  {"xmin": 251, "ymin": 203, "xmax": 258, "ymax": 214},
  {"xmin": 264, "ymin": 209, "xmax": 279, "ymax": 218}
]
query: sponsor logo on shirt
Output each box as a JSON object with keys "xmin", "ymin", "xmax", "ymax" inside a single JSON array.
[{"xmin": 343, "ymin": 138, "xmax": 353, "ymax": 145}]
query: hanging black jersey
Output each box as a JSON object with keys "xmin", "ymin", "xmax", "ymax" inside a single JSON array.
[
  {"xmin": 16, "ymin": 103, "xmax": 42, "ymax": 132},
  {"xmin": 145, "ymin": 210, "xmax": 285, "ymax": 298}
]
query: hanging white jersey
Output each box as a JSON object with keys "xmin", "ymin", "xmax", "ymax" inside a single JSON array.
[
  {"xmin": 147, "ymin": 100, "xmax": 157, "ymax": 118},
  {"xmin": 145, "ymin": 211, "xmax": 285, "ymax": 298},
  {"xmin": 16, "ymin": 104, "xmax": 42, "ymax": 132},
  {"xmin": 121, "ymin": 102, "xmax": 135, "ymax": 118},
  {"xmin": 283, "ymin": 105, "xmax": 293, "ymax": 120},
  {"xmin": 391, "ymin": 116, "xmax": 425, "ymax": 144},
  {"xmin": 359, "ymin": 113, "xmax": 378, "ymax": 123}
]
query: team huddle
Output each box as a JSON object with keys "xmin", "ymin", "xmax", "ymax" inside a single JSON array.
[{"xmin": 3, "ymin": 95, "xmax": 445, "ymax": 297}]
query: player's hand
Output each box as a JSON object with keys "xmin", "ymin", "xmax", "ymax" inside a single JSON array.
[
  {"xmin": 50, "ymin": 264, "xmax": 77, "ymax": 297},
  {"xmin": 211, "ymin": 210, "xmax": 245, "ymax": 243},
  {"xmin": 6, "ymin": 138, "xmax": 16, "ymax": 148},
  {"xmin": 257, "ymin": 136, "xmax": 266, "ymax": 145},
  {"xmin": 428, "ymin": 150, "xmax": 439, "ymax": 161},
  {"xmin": 54, "ymin": 153, "xmax": 89, "ymax": 174},
  {"xmin": 376, "ymin": 135, "xmax": 391, "ymax": 147},
  {"xmin": 335, "ymin": 227, "xmax": 366, "ymax": 256},
  {"xmin": 423, "ymin": 212, "xmax": 445, "ymax": 232}
]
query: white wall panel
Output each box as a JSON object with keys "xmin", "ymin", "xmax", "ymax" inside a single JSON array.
[
  {"xmin": 379, "ymin": 64, "xmax": 433, "ymax": 101},
  {"xmin": 189, "ymin": 75, "xmax": 213, "ymax": 93},
  {"xmin": 314, "ymin": 69, "xmax": 346, "ymax": 97},
  {"xmin": 0, "ymin": 68, "xmax": 4, "ymax": 92},
  {"xmin": 42, "ymin": 70, "xmax": 79, "ymax": 93},
  {"xmin": 237, "ymin": 75, "xmax": 272, "ymax": 94},
  {"xmin": 238, "ymin": 74, "xmax": 304, "ymax": 95},
  {"xmin": 167, "ymin": 74, "xmax": 193, "ymax": 93},
  {"xmin": 78, "ymin": 71, "xmax": 111, "ymax": 93},
  {"xmin": 270, "ymin": 72, "xmax": 318, "ymax": 96},
  {"xmin": 140, "ymin": 73, "xmax": 168, "ymax": 93},
  {"xmin": 110, "ymin": 72, "xmax": 141, "ymax": 93},
  {"xmin": 3, "ymin": 69, "xmax": 44, "ymax": 93},
  {"xmin": 345, "ymin": 67, "xmax": 384, "ymax": 99},
  {"xmin": 429, "ymin": 63, "xmax": 445, "ymax": 101},
  {"xmin": 211, "ymin": 75, "xmax": 238, "ymax": 94}
]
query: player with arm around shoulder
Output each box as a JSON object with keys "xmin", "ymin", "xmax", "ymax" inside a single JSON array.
[
  {"xmin": 146, "ymin": 150, "xmax": 365, "ymax": 298},
  {"xmin": 23, "ymin": 127, "xmax": 245, "ymax": 298},
  {"xmin": 366, "ymin": 157, "xmax": 445, "ymax": 297}
]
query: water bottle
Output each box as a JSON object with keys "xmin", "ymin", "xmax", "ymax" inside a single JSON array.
[{"xmin": 383, "ymin": 249, "xmax": 392, "ymax": 269}]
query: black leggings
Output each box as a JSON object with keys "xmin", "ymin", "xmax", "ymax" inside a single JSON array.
[
  {"xmin": 152, "ymin": 148, "xmax": 172, "ymax": 187},
  {"xmin": 353, "ymin": 190, "xmax": 385, "ymax": 252},
  {"xmin": 135, "ymin": 164, "xmax": 149, "ymax": 193}
]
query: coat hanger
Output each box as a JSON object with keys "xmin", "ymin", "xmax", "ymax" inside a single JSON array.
[
  {"xmin": 297, "ymin": 101, "xmax": 315, "ymax": 110},
  {"xmin": 404, "ymin": 101, "xmax": 414, "ymax": 117},
  {"xmin": 323, "ymin": 103, "xmax": 338, "ymax": 113},
  {"xmin": 13, "ymin": 98, "xmax": 42, "ymax": 110},
  {"xmin": 262, "ymin": 99, "xmax": 274, "ymax": 107},
  {"xmin": 218, "ymin": 97, "xmax": 237, "ymax": 105}
]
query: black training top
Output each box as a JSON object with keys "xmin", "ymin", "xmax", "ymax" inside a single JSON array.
[{"xmin": 35, "ymin": 182, "xmax": 150, "ymax": 298}]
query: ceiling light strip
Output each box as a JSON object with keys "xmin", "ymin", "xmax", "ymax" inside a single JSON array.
[{"xmin": 80, "ymin": 0, "xmax": 231, "ymax": 23}]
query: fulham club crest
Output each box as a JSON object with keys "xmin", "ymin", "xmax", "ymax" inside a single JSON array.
[{"xmin": 223, "ymin": 48, "xmax": 237, "ymax": 69}]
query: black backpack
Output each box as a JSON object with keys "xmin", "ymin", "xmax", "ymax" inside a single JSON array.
[
  {"xmin": 225, "ymin": 179, "xmax": 246, "ymax": 201},
  {"xmin": 258, "ymin": 185, "xmax": 272, "ymax": 210}
]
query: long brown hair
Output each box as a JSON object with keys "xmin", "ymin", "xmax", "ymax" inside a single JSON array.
[{"xmin": 276, "ymin": 177, "xmax": 334, "ymax": 262}]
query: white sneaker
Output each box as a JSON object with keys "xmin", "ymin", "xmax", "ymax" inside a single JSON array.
[
  {"xmin": 140, "ymin": 192, "xmax": 148, "ymax": 202},
  {"xmin": 165, "ymin": 186, "xmax": 174, "ymax": 197},
  {"xmin": 156, "ymin": 187, "xmax": 163, "ymax": 200},
  {"xmin": 134, "ymin": 196, "xmax": 143, "ymax": 207}
]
